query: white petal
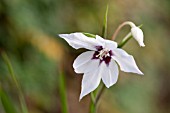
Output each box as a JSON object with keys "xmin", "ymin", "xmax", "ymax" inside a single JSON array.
[
  {"xmin": 59, "ymin": 33, "xmax": 101, "ymax": 50},
  {"xmin": 112, "ymin": 48, "xmax": 143, "ymax": 75},
  {"xmin": 79, "ymin": 69, "xmax": 101, "ymax": 100},
  {"xmin": 102, "ymin": 59, "xmax": 119, "ymax": 88},
  {"xmin": 96, "ymin": 35, "xmax": 117, "ymax": 49},
  {"xmin": 131, "ymin": 27, "xmax": 145, "ymax": 47},
  {"xmin": 74, "ymin": 59, "xmax": 99, "ymax": 74},
  {"xmin": 73, "ymin": 51, "xmax": 94, "ymax": 69},
  {"xmin": 73, "ymin": 51, "xmax": 100, "ymax": 74}
]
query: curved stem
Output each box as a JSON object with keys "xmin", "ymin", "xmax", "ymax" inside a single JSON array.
[
  {"xmin": 111, "ymin": 21, "xmax": 135, "ymax": 40},
  {"xmin": 95, "ymin": 84, "xmax": 105, "ymax": 105}
]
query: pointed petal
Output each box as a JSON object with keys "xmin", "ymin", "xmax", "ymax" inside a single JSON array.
[
  {"xmin": 96, "ymin": 35, "xmax": 117, "ymax": 49},
  {"xmin": 73, "ymin": 51, "xmax": 94, "ymax": 69},
  {"xmin": 59, "ymin": 33, "xmax": 101, "ymax": 50},
  {"xmin": 102, "ymin": 59, "xmax": 119, "ymax": 88},
  {"xmin": 131, "ymin": 27, "xmax": 145, "ymax": 47},
  {"xmin": 79, "ymin": 69, "xmax": 101, "ymax": 100},
  {"xmin": 112, "ymin": 48, "xmax": 143, "ymax": 75},
  {"xmin": 73, "ymin": 51, "xmax": 100, "ymax": 74}
]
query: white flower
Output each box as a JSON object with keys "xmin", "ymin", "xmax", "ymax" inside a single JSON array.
[{"xmin": 59, "ymin": 33, "xmax": 143, "ymax": 100}]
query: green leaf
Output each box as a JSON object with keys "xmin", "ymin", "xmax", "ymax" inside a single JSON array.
[
  {"xmin": 0, "ymin": 86, "xmax": 17, "ymax": 113},
  {"xmin": 102, "ymin": 5, "xmax": 109, "ymax": 38},
  {"xmin": 1, "ymin": 52, "xmax": 29, "ymax": 113},
  {"xmin": 83, "ymin": 32, "xmax": 96, "ymax": 38}
]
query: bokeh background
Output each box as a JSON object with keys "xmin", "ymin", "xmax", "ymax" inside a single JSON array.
[{"xmin": 0, "ymin": 0, "xmax": 170, "ymax": 113}]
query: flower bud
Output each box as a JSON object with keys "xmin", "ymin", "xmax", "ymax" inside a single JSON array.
[{"xmin": 131, "ymin": 26, "xmax": 145, "ymax": 47}]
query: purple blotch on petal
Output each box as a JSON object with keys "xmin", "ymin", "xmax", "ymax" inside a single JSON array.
[
  {"xmin": 95, "ymin": 46, "xmax": 103, "ymax": 51},
  {"xmin": 92, "ymin": 48, "xmax": 113, "ymax": 66},
  {"xmin": 103, "ymin": 56, "xmax": 111, "ymax": 66}
]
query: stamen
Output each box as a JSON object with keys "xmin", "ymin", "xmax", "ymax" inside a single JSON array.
[
  {"xmin": 96, "ymin": 48, "xmax": 110, "ymax": 60},
  {"xmin": 92, "ymin": 47, "xmax": 113, "ymax": 66}
]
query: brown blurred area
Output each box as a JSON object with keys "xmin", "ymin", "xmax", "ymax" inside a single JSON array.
[{"xmin": 0, "ymin": 0, "xmax": 170, "ymax": 113}]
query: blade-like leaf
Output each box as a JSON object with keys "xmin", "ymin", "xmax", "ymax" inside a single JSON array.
[
  {"xmin": 0, "ymin": 86, "xmax": 17, "ymax": 113},
  {"xmin": 102, "ymin": 5, "xmax": 109, "ymax": 38},
  {"xmin": 1, "ymin": 52, "xmax": 29, "ymax": 113}
]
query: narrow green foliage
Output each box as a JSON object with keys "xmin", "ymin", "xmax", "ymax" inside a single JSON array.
[
  {"xmin": 102, "ymin": 5, "xmax": 109, "ymax": 38},
  {"xmin": 83, "ymin": 32, "xmax": 96, "ymax": 38},
  {"xmin": 0, "ymin": 86, "xmax": 17, "ymax": 113},
  {"xmin": 1, "ymin": 52, "xmax": 29, "ymax": 113},
  {"xmin": 59, "ymin": 71, "xmax": 68, "ymax": 113}
]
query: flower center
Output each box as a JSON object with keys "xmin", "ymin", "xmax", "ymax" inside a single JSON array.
[
  {"xmin": 92, "ymin": 46, "xmax": 113, "ymax": 66},
  {"xmin": 96, "ymin": 48, "xmax": 110, "ymax": 60}
]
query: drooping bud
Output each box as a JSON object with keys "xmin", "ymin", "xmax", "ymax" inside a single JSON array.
[
  {"xmin": 112, "ymin": 21, "xmax": 145, "ymax": 47},
  {"xmin": 122, "ymin": 21, "xmax": 145, "ymax": 47},
  {"xmin": 131, "ymin": 26, "xmax": 145, "ymax": 47}
]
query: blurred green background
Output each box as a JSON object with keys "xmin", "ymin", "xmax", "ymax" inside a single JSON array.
[{"xmin": 0, "ymin": 0, "xmax": 170, "ymax": 113}]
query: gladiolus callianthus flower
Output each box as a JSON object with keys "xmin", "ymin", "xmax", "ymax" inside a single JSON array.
[{"xmin": 59, "ymin": 33, "xmax": 143, "ymax": 100}]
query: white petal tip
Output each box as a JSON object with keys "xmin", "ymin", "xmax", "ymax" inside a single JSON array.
[
  {"xmin": 74, "ymin": 68, "xmax": 84, "ymax": 74},
  {"xmin": 74, "ymin": 69, "xmax": 79, "ymax": 74},
  {"xmin": 79, "ymin": 97, "xmax": 82, "ymax": 102},
  {"xmin": 58, "ymin": 34, "xmax": 64, "ymax": 37},
  {"xmin": 79, "ymin": 94, "xmax": 84, "ymax": 101},
  {"xmin": 103, "ymin": 82, "xmax": 116, "ymax": 88},
  {"xmin": 139, "ymin": 43, "xmax": 145, "ymax": 47},
  {"xmin": 138, "ymin": 71, "xmax": 144, "ymax": 75},
  {"xmin": 105, "ymin": 85, "xmax": 110, "ymax": 88},
  {"xmin": 140, "ymin": 45, "xmax": 145, "ymax": 47},
  {"xmin": 104, "ymin": 82, "xmax": 117, "ymax": 88},
  {"xmin": 58, "ymin": 34, "xmax": 69, "ymax": 39}
]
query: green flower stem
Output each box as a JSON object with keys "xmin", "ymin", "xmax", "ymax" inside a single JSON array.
[
  {"xmin": 1, "ymin": 52, "xmax": 29, "ymax": 113},
  {"xmin": 90, "ymin": 92, "xmax": 95, "ymax": 104},
  {"xmin": 89, "ymin": 88, "xmax": 98, "ymax": 113},
  {"xmin": 89, "ymin": 100, "xmax": 96, "ymax": 113},
  {"xmin": 58, "ymin": 71, "xmax": 68, "ymax": 113},
  {"xmin": 118, "ymin": 32, "xmax": 132, "ymax": 48},
  {"xmin": 94, "ymin": 84, "xmax": 105, "ymax": 105}
]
